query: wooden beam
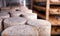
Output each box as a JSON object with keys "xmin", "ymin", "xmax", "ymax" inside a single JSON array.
[{"xmin": 46, "ymin": 0, "xmax": 50, "ymax": 20}]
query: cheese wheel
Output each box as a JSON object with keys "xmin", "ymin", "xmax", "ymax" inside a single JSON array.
[
  {"xmin": 0, "ymin": 12, "xmax": 10, "ymax": 19},
  {"xmin": 10, "ymin": 11, "xmax": 24, "ymax": 17},
  {"xmin": 4, "ymin": 17, "xmax": 27, "ymax": 29},
  {"xmin": 25, "ymin": 9, "xmax": 32, "ymax": 13},
  {"xmin": 26, "ymin": 13, "xmax": 37, "ymax": 19},
  {"xmin": 20, "ymin": 6, "xmax": 28, "ymax": 12},
  {"xmin": 10, "ymin": 6, "xmax": 20, "ymax": 11},
  {"xmin": 2, "ymin": 25, "xmax": 38, "ymax": 36},
  {"xmin": 0, "ymin": 19, "xmax": 2, "ymax": 32},
  {"xmin": 27, "ymin": 19, "xmax": 51, "ymax": 36}
]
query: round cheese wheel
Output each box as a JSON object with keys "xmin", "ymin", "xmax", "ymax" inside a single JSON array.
[
  {"xmin": 10, "ymin": 6, "xmax": 20, "ymax": 11},
  {"xmin": 0, "ymin": 12, "xmax": 10, "ymax": 19},
  {"xmin": 2, "ymin": 25, "xmax": 38, "ymax": 36},
  {"xmin": 10, "ymin": 11, "xmax": 23, "ymax": 17},
  {"xmin": 20, "ymin": 6, "xmax": 28, "ymax": 12},
  {"xmin": 0, "ymin": 19, "xmax": 2, "ymax": 32},
  {"xmin": 25, "ymin": 13, "xmax": 37, "ymax": 19},
  {"xmin": 4, "ymin": 17, "xmax": 27, "ymax": 29},
  {"xmin": 25, "ymin": 9, "xmax": 32, "ymax": 13},
  {"xmin": 27, "ymin": 19, "xmax": 51, "ymax": 36}
]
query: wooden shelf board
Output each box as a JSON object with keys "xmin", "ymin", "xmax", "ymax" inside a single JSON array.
[
  {"xmin": 51, "ymin": 31, "xmax": 60, "ymax": 35},
  {"xmin": 33, "ymin": 0, "xmax": 46, "ymax": 2},
  {"xmin": 51, "ymin": 2, "xmax": 60, "ymax": 5},
  {"xmin": 33, "ymin": 5, "xmax": 46, "ymax": 11},
  {"xmin": 50, "ymin": 12, "xmax": 60, "ymax": 15},
  {"xmin": 33, "ymin": 0, "xmax": 60, "ymax": 5},
  {"xmin": 33, "ymin": 10, "xmax": 60, "ymax": 26}
]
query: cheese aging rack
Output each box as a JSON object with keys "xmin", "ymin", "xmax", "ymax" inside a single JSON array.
[{"xmin": 33, "ymin": 0, "xmax": 60, "ymax": 36}]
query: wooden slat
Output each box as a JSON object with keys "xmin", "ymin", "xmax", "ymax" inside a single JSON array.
[
  {"xmin": 51, "ymin": 2, "xmax": 60, "ymax": 5},
  {"xmin": 46, "ymin": 0, "xmax": 50, "ymax": 20},
  {"xmin": 33, "ymin": 5, "xmax": 46, "ymax": 11},
  {"xmin": 33, "ymin": 0, "xmax": 46, "ymax": 2}
]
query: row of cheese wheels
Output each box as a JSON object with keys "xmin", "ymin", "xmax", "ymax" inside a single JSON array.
[{"xmin": 0, "ymin": 17, "xmax": 51, "ymax": 36}]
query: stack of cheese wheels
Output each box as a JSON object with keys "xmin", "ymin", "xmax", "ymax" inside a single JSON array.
[
  {"xmin": 27, "ymin": 19, "xmax": 51, "ymax": 36},
  {"xmin": 0, "ymin": 19, "xmax": 2, "ymax": 32},
  {"xmin": 2, "ymin": 25, "xmax": 38, "ymax": 36},
  {"xmin": 26, "ymin": 13, "xmax": 37, "ymax": 19},
  {"xmin": 3, "ymin": 17, "xmax": 27, "ymax": 29},
  {"xmin": 10, "ymin": 11, "xmax": 24, "ymax": 17},
  {"xmin": 0, "ymin": 12, "xmax": 10, "ymax": 19}
]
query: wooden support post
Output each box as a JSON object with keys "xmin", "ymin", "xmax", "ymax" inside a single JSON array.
[{"xmin": 46, "ymin": 0, "xmax": 50, "ymax": 20}]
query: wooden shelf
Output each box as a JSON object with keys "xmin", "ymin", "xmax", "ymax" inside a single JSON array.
[
  {"xmin": 33, "ymin": 5, "xmax": 60, "ymax": 15},
  {"xmin": 33, "ymin": 10, "xmax": 60, "ymax": 26},
  {"xmin": 33, "ymin": 0, "xmax": 60, "ymax": 5},
  {"xmin": 33, "ymin": 0, "xmax": 60, "ymax": 35}
]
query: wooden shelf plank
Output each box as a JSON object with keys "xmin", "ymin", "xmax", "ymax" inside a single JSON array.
[
  {"xmin": 51, "ymin": 2, "xmax": 60, "ymax": 5},
  {"xmin": 33, "ymin": 5, "xmax": 46, "ymax": 11},
  {"xmin": 33, "ymin": 0, "xmax": 46, "ymax": 2},
  {"xmin": 33, "ymin": 10, "xmax": 60, "ymax": 26}
]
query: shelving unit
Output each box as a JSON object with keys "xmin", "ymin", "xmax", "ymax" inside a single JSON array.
[{"xmin": 33, "ymin": 0, "xmax": 60, "ymax": 35}]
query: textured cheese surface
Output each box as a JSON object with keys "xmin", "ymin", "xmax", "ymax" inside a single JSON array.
[
  {"xmin": 10, "ymin": 11, "xmax": 23, "ymax": 17},
  {"xmin": 0, "ymin": 12, "xmax": 10, "ymax": 19},
  {"xmin": 4, "ymin": 17, "xmax": 27, "ymax": 29},
  {"xmin": 20, "ymin": 6, "xmax": 28, "ymax": 12},
  {"xmin": 25, "ymin": 9, "xmax": 32, "ymax": 13},
  {"xmin": 2, "ymin": 25, "xmax": 38, "ymax": 36},
  {"xmin": 27, "ymin": 19, "xmax": 51, "ymax": 36},
  {"xmin": 26, "ymin": 13, "xmax": 37, "ymax": 19}
]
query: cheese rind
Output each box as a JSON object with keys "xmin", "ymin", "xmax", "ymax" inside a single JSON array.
[
  {"xmin": 0, "ymin": 12, "xmax": 10, "ymax": 19},
  {"xmin": 26, "ymin": 13, "xmax": 37, "ymax": 19},
  {"xmin": 4, "ymin": 17, "xmax": 27, "ymax": 29},
  {"xmin": 27, "ymin": 19, "xmax": 51, "ymax": 36}
]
